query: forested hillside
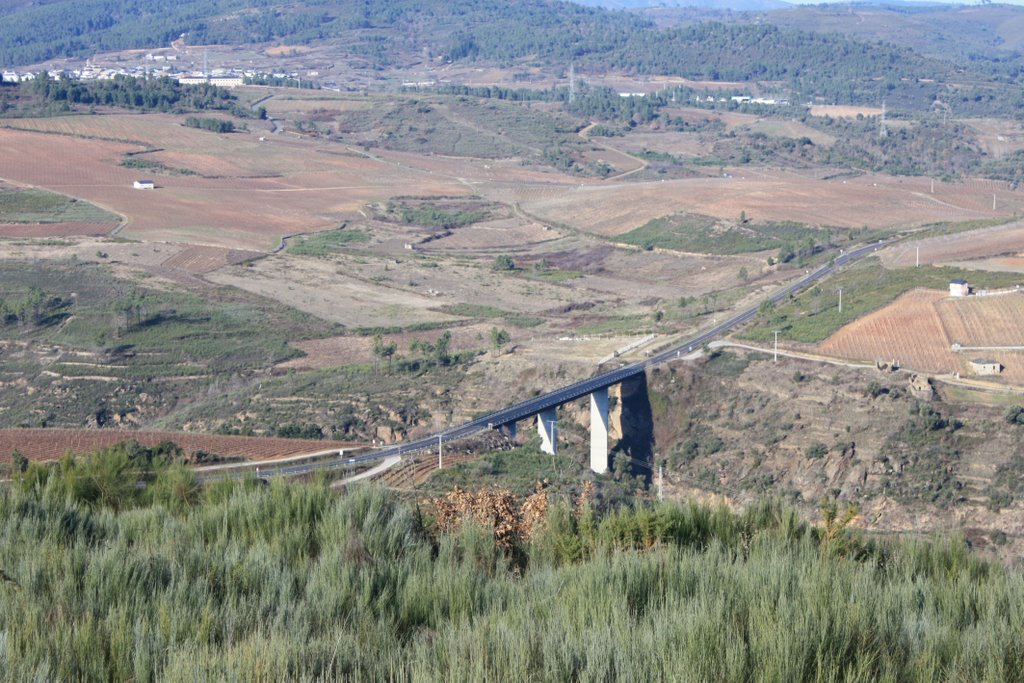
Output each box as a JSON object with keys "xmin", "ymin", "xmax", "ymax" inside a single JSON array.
[{"xmin": 0, "ymin": 0, "xmax": 1006, "ymax": 108}]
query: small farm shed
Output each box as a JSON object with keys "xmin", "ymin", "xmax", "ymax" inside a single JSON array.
[
  {"xmin": 132, "ymin": 180, "xmax": 155, "ymax": 190},
  {"xmin": 969, "ymin": 358, "xmax": 1002, "ymax": 375},
  {"xmin": 949, "ymin": 279, "xmax": 969, "ymax": 297}
]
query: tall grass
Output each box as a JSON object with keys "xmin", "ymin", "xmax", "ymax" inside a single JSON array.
[{"xmin": 1, "ymin": 480, "xmax": 1023, "ymax": 681}]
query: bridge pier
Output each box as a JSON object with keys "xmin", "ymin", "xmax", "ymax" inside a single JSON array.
[
  {"xmin": 501, "ymin": 421, "xmax": 517, "ymax": 441},
  {"xmin": 537, "ymin": 408, "xmax": 557, "ymax": 455},
  {"xmin": 590, "ymin": 387, "xmax": 609, "ymax": 474}
]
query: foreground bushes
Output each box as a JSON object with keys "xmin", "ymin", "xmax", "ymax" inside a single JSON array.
[{"xmin": 0, "ymin": 476, "xmax": 1022, "ymax": 681}]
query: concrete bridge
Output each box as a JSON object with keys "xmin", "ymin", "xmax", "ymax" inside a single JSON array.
[
  {"xmin": 219, "ymin": 240, "xmax": 889, "ymax": 481},
  {"xmin": 499, "ymin": 384, "xmax": 614, "ymax": 473}
]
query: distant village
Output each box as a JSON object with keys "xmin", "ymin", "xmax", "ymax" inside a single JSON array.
[{"xmin": 1, "ymin": 54, "xmax": 309, "ymax": 90}]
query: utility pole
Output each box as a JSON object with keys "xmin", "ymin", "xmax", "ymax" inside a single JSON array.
[
  {"xmin": 994, "ymin": 193, "xmax": 997, "ymax": 211},
  {"xmin": 438, "ymin": 434, "xmax": 442, "ymax": 469},
  {"xmin": 773, "ymin": 330, "xmax": 780, "ymax": 363},
  {"xmin": 838, "ymin": 288, "xmax": 843, "ymax": 313},
  {"xmin": 569, "ymin": 62, "xmax": 576, "ymax": 104},
  {"xmin": 916, "ymin": 246, "xmax": 920, "ymax": 268},
  {"xmin": 657, "ymin": 462, "xmax": 664, "ymax": 502},
  {"xmin": 931, "ymin": 178, "xmax": 935, "ymax": 194}
]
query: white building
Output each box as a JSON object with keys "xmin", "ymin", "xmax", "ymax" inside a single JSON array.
[
  {"xmin": 133, "ymin": 180, "xmax": 155, "ymax": 190},
  {"xmin": 949, "ymin": 279, "xmax": 970, "ymax": 297},
  {"xmin": 969, "ymin": 359, "xmax": 1002, "ymax": 376}
]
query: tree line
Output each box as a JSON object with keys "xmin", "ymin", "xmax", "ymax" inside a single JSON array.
[{"xmin": 28, "ymin": 73, "xmax": 238, "ymax": 113}]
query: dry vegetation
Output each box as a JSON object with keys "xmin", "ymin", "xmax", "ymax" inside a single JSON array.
[{"xmin": 0, "ymin": 428, "xmax": 356, "ymax": 464}]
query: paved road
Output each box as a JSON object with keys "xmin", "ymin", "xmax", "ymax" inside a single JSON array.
[{"xmin": 213, "ymin": 239, "xmax": 889, "ymax": 480}]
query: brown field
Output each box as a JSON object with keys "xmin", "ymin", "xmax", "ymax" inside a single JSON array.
[
  {"xmin": 743, "ymin": 119, "xmax": 837, "ymax": 146},
  {"xmin": 616, "ymin": 131, "xmax": 713, "ymax": 158},
  {"xmin": 659, "ymin": 107, "xmax": 759, "ymax": 132},
  {"xmin": 0, "ymin": 117, "xmax": 469, "ymax": 250},
  {"xmin": 161, "ymin": 245, "xmax": 263, "ymax": 273},
  {"xmin": 417, "ymin": 218, "xmax": 559, "ymax": 252},
  {"xmin": 935, "ymin": 293, "xmax": 1024, "ymax": 347},
  {"xmin": 809, "ymin": 105, "xmax": 884, "ymax": 118},
  {"xmin": 817, "ymin": 289, "xmax": 1024, "ymax": 383},
  {"xmin": 264, "ymin": 45, "xmax": 314, "ymax": 56},
  {"xmin": 499, "ymin": 171, "xmax": 1024, "ymax": 236},
  {"xmin": 881, "ymin": 218, "xmax": 1024, "ymax": 268},
  {"xmin": 0, "ymin": 428, "xmax": 359, "ymax": 464},
  {"xmin": 0, "ymin": 222, "xmax": 117, "ymax": 238},
  {"xmin": 260, "ymin": 96, "xmax": 374, "ymax": 116},
  {"xmin": 938, "ymin": 256, "xmax": 1024, "ymax": 274}
]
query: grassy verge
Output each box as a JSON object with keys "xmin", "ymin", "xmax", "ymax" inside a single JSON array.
[{"xmin": 741, "ymin": 259, "xmax": 1024, "ymax": 343}]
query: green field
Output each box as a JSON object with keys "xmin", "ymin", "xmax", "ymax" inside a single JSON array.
[
  {"xmin": 287, "ymin": 227, "xmax": 369, "ymax": 257},
  {"xmin": 0, "ymin": 184, "xmax": 119, "ymax": 223},
  {"xmin": 618, "ymin": 213, "xmax": 855, "ymax": 256}
]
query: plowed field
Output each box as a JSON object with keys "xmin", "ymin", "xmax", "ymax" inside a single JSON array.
[
  {"xmin": 508, "ymin": 171, "xmax": 1024, "ymax": 236},
  {"xmin": 0, "ymin": 116, "xmax": 468, "ymax": 250},
  {"xmin": 881, "ymin": 219, "xmax": 1024, "ymax": 268},
  {"xmin": 817, "ymin": 289, "xmax": 1024, "ymax": 383},
  {"xmin": 162, "ymin": 245, "xmax": 263, "ymax": 273},
  {"xmin": 935, "ymin": 293, "xmax": 1024, "ymax": 347},
  {"xmin": 0, "ymin": 222, "xmax": 116, "ymax": 237},
  {"xmin": 0, "ymin": 428, "xmax": 359, "ymax": 464}
]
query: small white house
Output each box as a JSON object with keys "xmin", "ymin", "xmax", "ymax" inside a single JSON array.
[
  {"xmin": 133, "ymin": 180, "xmax": 155, "ymax": 190},
  {"xmin": 949, "ymin": 279, "xmax": 969, "ymax": 297}
]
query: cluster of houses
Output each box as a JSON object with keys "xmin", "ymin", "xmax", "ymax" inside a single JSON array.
[{"xmin": 1, "ymin": 64, "xmax": 300, "ymax": 89}]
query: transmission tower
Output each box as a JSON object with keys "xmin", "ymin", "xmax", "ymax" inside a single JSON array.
[
  {"xmin": 569, "ymin": 62, "xmax": 576, "ymax": 104},
  {"xmin": 879, "ymin": 100, "xmax": 888, "ymax": 139}
]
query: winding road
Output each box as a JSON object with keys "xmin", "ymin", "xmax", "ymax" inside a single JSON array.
[{"xmin": 212, "ymin": 239, "xmax": 890, "ymax": 481}]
